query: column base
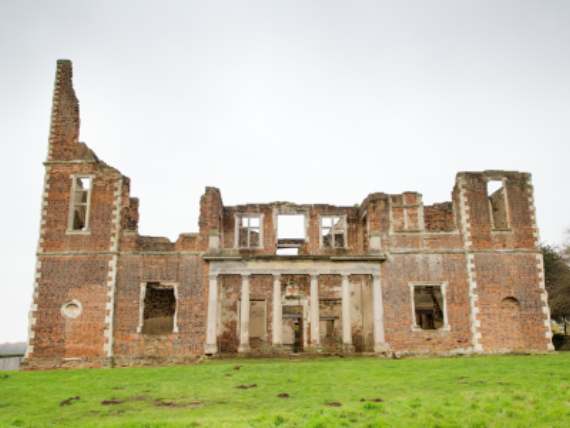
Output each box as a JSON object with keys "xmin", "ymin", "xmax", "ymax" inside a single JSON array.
[
  {"xmin": 204, "ymin": 343, "xmax": 218, "ymax": 355},
  {"xmin": 374, "ymin": 343, "xmax": 391, "ymax": 354},
  {"xmin": 305, "ymin": 345, "xmax": 323, "ymax": 354},
  {"xmin": 342, "ymin": 344, "xmax": 355, "ymax": 353},
  {"xmin": 238, "ymin": 344, "xmax": 251, "ymax": 354}
]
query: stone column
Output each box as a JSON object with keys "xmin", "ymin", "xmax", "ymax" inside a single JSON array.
[
  {"xmin": 205, "ymin": 274, "xmax": 218, "ymax": 354},
  {"xmin": 341, "ymin": 274, "xmax": 353, "ymax": 350},
  {"xmin": 272, "ymin": 274, "xmax": 282, "ymax": 346},
  {"xmin": 372, "ymin": 273, "xmax": 388, "ymax": 352},
  {"xmin": 238, "ymin": 274, "xmax": 251, "ymax": 353},
  {"xmin": 309, "ymin": 274, "xmax": 320, "ymax": 349}
]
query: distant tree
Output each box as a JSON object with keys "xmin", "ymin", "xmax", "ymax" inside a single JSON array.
[{"xmin": 543, "ymin": 243, "xmax": 570, "ymax": 333}]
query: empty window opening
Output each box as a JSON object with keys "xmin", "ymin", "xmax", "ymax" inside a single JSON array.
[
  {"xmin": 142, "ymin": 283, "xmax": 176, "ymax": 335},
  {"xmin": 487, "ymin": 179, "xmax": 509, "ymax": 230},
  {"xmin": 69, "ymin": 176, "xmax": 92, "ymax": 231},
  {"xmin": 277, "ymin": 248, "xmax": 299, "ymax": 256},
  {"xmin": 320, "ymin": 216, "xmax": 346, "ymax": 248},
  {"xmin": 361, "ymin": 215, "xmax": 369, "ymax": 250},
  {"xmin": 413, "ymin": 286, "xmax": 445, "ymax": 330},
  {"xmin": 277, "ymin": 214, "xmax": 305, "ymax": 239},
  {"xmin": 238, "ymin": 215, "xmax": 261, "ymax": 248}
]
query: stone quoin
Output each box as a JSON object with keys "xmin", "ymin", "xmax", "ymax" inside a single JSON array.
[{"xmin": 23, "ymin": 60, "xmax": 554, "ymax": 369}]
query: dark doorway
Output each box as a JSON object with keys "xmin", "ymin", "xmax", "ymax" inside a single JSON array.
[{"xmin": 283, "ymin": 305, "xmax": 304, "ymax": 353}]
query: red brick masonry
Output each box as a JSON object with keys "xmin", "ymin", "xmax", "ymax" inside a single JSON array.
[{"xmin": 23, "ymin": 60, "xmax": 553, "ymax": 369}]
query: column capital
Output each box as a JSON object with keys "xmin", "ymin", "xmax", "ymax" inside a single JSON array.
[
  {"xmin": 241, "ymin": 273, "xmax": 251, "ymax": 279},
  {"xmin": 273, "ymin": 273, "xmax": 281, "ymax": 280},
  {"xmin": 310, "ymin": 273, "xmax": 319, "ymax": 280},
  {"xmin": 341, "ymin": 273, "xmax": 350, "ymax": 280},
  {"xmin": 208, "ymin": 273, "xmax": 218, "ymax": 281},
  {"xmin": 372, "ymin": 273, "xmax": 381, "ymax": 280}
]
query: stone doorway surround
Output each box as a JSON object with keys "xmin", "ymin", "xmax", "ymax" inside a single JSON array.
[{"xmin": 203, "ymin": 255, "xmax": 388, "ymax": 355}]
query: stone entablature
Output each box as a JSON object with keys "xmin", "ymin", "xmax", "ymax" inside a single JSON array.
[{"xmin": 23, "ymin": 60, "xmax": 553, "ymax": 369}]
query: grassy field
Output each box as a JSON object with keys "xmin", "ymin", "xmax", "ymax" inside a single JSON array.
[{"xmin": 1, "ymin": 354, "xmax": 570, "ymax": 427}]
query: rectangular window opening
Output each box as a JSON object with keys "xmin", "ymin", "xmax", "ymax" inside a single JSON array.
[
  {"xmin": 69, "ymin": 176, "xmax": 92, "ymax": 231},
  {"xmin": 237, "ymin": 215, "xmax": 262, "ymax": 248},
  {"xmin": 142, "ymin": 283, "xmax": 176, "ymax": 335},
  {"xmin": 320, "ymin": 215, "xmax": 346, "ymax": 248},
  {"xmin": 413, "ymin": 286, "xmax": 444, "ymax": 330},
  {"xmin": 487, "ymin": 179, "xmax": 509, "ymax": 230},
  {"xmin": 277, "ymin": 214, "xmax": 305, "ymax": 240}
]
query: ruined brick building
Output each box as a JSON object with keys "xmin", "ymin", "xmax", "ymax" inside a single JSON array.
[{"xmin": 24, "ymin": 60, "xmax": 554, "ymax": 369}]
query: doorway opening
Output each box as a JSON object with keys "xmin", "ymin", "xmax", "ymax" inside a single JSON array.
[{"xmin": 283, "ymin": 305, "xmax": 304, "ymax": 353}]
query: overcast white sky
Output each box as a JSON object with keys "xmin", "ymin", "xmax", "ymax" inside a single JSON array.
[{"xmin": 1, "ymin": 0, "xmax": 569, "ymax": 343}]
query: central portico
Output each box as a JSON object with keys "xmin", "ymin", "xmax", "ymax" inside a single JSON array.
[{"xmin": 204, "ymin": 256, "xmax": 388, "ymax": 355}]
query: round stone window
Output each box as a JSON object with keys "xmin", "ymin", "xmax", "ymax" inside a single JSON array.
[{"xmin": 61, "ymin": 300, "xmax": 82, "ymax": 319}]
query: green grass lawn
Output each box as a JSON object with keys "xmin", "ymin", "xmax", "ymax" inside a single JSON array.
[{"xmin": 1, "ymin": 354, "xmax": 570, "ymax": 427}]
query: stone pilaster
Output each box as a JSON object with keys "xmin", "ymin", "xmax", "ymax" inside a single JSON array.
[
  {"xmin": 272, "ymin": 274, "xmax": 282, "ymax": 346},
  {"xmin": 204, "ymin": 274, "xmax": 218, "ymax": 354},
  {"xmin": 238, "ymin": 274, "xmax": 251, "ymax": 353},
  {"xmin": 309, "ymin": 274, "xmax": 320, "ymax": 349},
  {"xmin": 341, "ymin": 274, "xmax": 353, "ymax": 351}
]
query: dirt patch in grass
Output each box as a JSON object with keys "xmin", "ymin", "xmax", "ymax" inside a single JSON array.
[
  {"xmin": 277, "ymin": 393, "xmax": 289, "ymax": 398},
  {"xmin": 233, "ymin": 365, "xmax": 242, "ymax": 371},
  {"xmin": 360, "ymin": 398, "xmax": 383, "ymax": 403},
  {"xmin": 60, "ymin": 396, "xmax": 80, "ymax": 406},
  {"xmin": 101, "ymin": 399, "xmax": 124, "ymax": 406},
  {"xmin": 325, "ymin": 401, "xmax": 342, "ymax": 407},
  {"xmin": 154, "ymin": 399, "xmax": 203, "ymax": 408},
  {"xmin": 236, "ymin": 384, "xmax": 257, "ymax": 389}
]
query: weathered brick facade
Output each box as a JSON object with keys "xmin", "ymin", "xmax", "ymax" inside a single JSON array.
[{"xmin": 23, "ymin": 60, "xmax": 553, "ymax": 369}]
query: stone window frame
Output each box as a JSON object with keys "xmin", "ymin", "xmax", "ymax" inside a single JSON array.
[
  {"xmin": 408, "ymin": 282, "xmax": 450, "ymax": 332},
  {"xmin": 389, "ymin": 195, "xmax": 425, "ymax": 234},
  {"xmin": 319, "ymin": 214, "xmax": 348, "ymax": 249},
  {"xmin": 60, "ymin": 299, "xmax": 83, "ymax": 319},
  {"xmin": 234, "ymin": 213, "xmax": 264, "ymax": 249},
  {"xmin": 485, "ymin": 177, "xmax": 512, "ymax": 232},
  {"xmin": 66, "ymin": 174, "xmax": 94, "ymax": 235},
  {"xmin": 136, "ymin": 282, "xmax": 180, "ymax": 334}
]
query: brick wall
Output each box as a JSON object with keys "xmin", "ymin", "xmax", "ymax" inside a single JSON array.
[{"xmin": 24, "ymin": 60, "xmax": 553, "ymax": 368}]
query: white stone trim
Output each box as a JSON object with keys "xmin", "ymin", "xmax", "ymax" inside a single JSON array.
[
  {"xmin": 66, "ymin": 174, "xmax": 94, "ymax": 234},
  {"xmin": 372, "ymin": 273, "xmax": 388, "ymax": 352},
  {"xmin": 61, "ymin": 299, "xmax": 83, "ymax": 319},
  {"xmin": 137, "ymin": 282, "xmax": 180, "ymax": 334},
  {"xmin": 526, "ymin": 176, "xmax": 541, "ymax": 248},
  {"xmin": 24, "ymin": 165, "xmax": 52, "ymax": 359},
  {"xmin": 408, "ymin": 282, "xmax": 450, "ymax": 331},
  {"xmin": 234, "ymin": 213, "xmax": 264, "ymax": 249},
  {"xmin": 103, "ymin": 177, "xmax": 123, "ymax": 358},
  {"xmin": 238, "ymin": 274, "xmax": 251, "ymax": 353},
  {"xmin": 485, "ymin": 176, "xmax": 512, "ymax": 231},
  {"xmin": 526, "ymin": 176, "xmax": 553, "ymax": 349},
  {"xmin": 341, "ymin": 274, "xmax": 352, "ymax": 346},
  {"xmin": 458, "ymin": 177, "xmax": 483, "ymax": 352},
  {"xmin": 209, "ymin": 259, "xmax": 381, "ymax": 277},
  {"xmin": 205, "ymin": 274, "xmax": 219, "ymax": 354},
  {"xmin": 319, "ymin": 214, "xmax": 348, "ymax": 249},
  {"xmin": 309, "ymin": 274, "xmax": 320, "ymax": 347},
  {"xmin": 535, "ymin": 254, "xmax": 555, "ymax": 349},
  {"xmin": 272, "ymin": 274, "xmax": 282, "ymax": 345}
]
